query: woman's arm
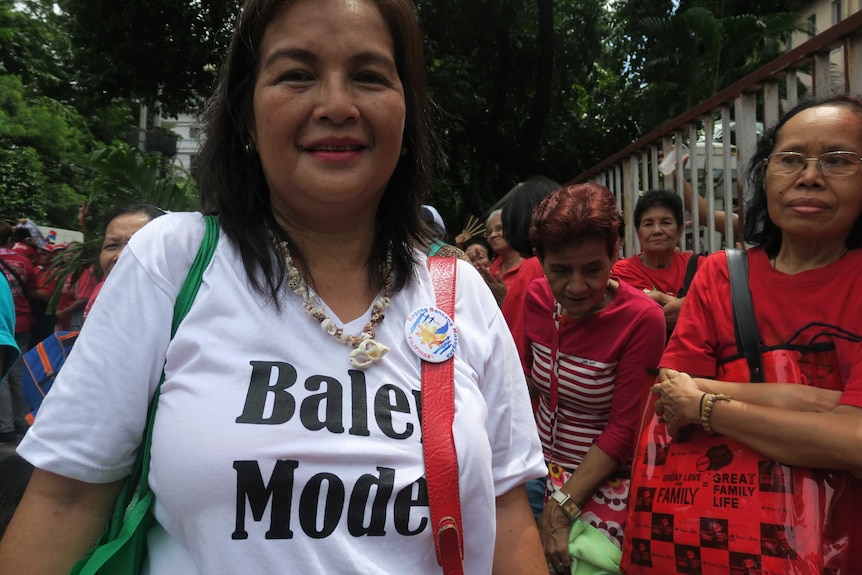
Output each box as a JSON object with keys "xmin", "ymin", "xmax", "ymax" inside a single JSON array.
[
  {"xmin": 654, "ymin": 369, "xmax": 862, "ymax": 473},
  {"xmin": 657, "ymin": 368, "xmax": 842, "ymax": 413},
  {"xmin": 478, "ymin": 265, "xmax": 507, "ymax": 305},
  {"xmin": 493, "ymin": 485, "xmax": 547, "ymax": 575},
  {"xmin": 537, "ymin": 445, "xmax": 619, "ymax": 571},
  {"xmin": 0, "ymin": 469, "xmax": 124, "ymax": 573},
  {"xmin": 646, "ymin": 291, "xmax": 684, "ymax": 330}
]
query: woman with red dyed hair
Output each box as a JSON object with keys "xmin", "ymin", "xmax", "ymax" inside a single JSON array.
[{"xmin": 525, "ymin": 184, "xmax": 665, "ymax": 573}]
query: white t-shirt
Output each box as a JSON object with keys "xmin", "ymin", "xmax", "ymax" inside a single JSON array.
[{"xmin": 19, "ymin": 212, "xmax": 545, "ymax": 574}]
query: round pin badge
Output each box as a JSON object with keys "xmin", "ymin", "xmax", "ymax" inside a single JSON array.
[{"xmin": 404, "ymin": 306, "xmax": 458, "ymax": 363}]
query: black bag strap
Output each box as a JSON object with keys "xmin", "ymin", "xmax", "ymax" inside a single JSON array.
[
  {"xmin": 0, "ymin": 257, "xmax": 26, "ymax": 292},
  {"xmin": 676, "ymin": 253, "xmax": 700, "ymax": 298},
  {"xmin": 726, "ymin": 248, "xmax": 765, "ymax": 382}
]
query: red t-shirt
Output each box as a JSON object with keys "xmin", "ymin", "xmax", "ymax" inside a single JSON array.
[
  {"xmin": 662, "ymin": 247, "xmax": 862, "ymax": 570},
  {"xmin": 56, "ymin": 266, "xmax": 97, "ymax": 331},
  {"xmin": 611, "ymin": 250, "xmax": 693, "ymax": 295},
  {"xmin": 0, "ymin": 248, "xmax": 36, "ymax": 333},
  {"xmin": 83, "ymin": 279, "xmax": 105, "ymax": 323},
  {"xmin": 489, "ymin": 256, "xmax": 545, "ymax": 361},
  {"xmin": 523, "ymin": 277, "xmax": 666, "ymax": 468}
]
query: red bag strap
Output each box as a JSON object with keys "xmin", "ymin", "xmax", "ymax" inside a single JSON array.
[{"xmin": 423, "ymin": 256, "xmax": 465, "ymax": 575}]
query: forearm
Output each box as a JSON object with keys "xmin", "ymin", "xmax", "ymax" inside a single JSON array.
[
  {"xmin": 0, "ymin": 469, "xmax": 124, "ymax": 574},
  {"xmin": 657, "ymin": 368, "xmax": 841, "ymax": 413},
  {"xmin": 708, "ymin": 400, "xmax": 862, "ymax": 471},
  {"xmin": 558, "ymin": 445, "xmax": 619, "ymax": 507},
  {"xmin": 493, "ymin": 485, "xmax": 546, "ymax": 575},
  {"xmin": 691, "ymin": 377, "xmax": 841, "ymax": 412}
]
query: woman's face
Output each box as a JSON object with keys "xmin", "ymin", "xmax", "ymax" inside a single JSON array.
[
  {"xmin": 465, "ymin": 243, "xmax": 491, "ymax": 268},
  {"xmin": 541, "ymin": 237, "xmax": 612, "ymax": 319},
  {"xmin": 637, "ymin": 206, "xmax": 681, "ymax": 255},
  {"xmin": 485, "ymin": 213, "xmax": 510, "ymax": 255},
  {"xmin": 100, "ymin": 213, "xmax": 152, "ymax": 277},
  {"xmin": 766, "ymin": 105, "xmax": 862, "ymax": 243},
  {"xmin": 250, "ymin": 0, "xmax": 406, "ymax": 224}
]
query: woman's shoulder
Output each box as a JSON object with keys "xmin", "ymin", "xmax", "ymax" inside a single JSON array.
[
  {"xmin": 128, "ymin": 211, "xmax": 208, "ymax": 253},
  {"xmin": 124, "ymin": 212, "xmax": 215, "ymax": 286},
  {"xmin": 612, "ymin": 254, "xmax": 643, "ymax": 272},
  {"xmin": 614, "ymin": 279, "xmax": 663, "ymax": 313}
]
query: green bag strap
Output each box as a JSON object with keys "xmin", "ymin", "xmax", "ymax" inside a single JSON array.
[
  {"xmin": 73, "ymin": 215, "xmax": 220, "ymax": 572},
  {"xmin": 135, "ymin": 214, "xmax": 220, "ymax": 502}
]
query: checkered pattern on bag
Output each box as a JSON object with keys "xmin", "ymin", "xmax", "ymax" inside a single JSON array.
[{"xmin": 620, "ymin": 410, "xmax": 849, "ymax": 575}]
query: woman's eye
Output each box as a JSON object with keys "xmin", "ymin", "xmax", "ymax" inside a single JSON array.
[
  {"xmin": 355, "ymin": 71, "xmax": 387, "ymax": 84},
  {"xmin": 278, "ymin": 70, "xmax": 313, "ymax": 83},
  {"xmin": 779, "ymin": 154, "xmax": 803, "ymax": 166}
]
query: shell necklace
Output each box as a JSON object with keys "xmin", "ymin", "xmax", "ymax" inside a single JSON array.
[{"xmin": 269, "ymin": 230, "xmax": 393, "ymax": 369}]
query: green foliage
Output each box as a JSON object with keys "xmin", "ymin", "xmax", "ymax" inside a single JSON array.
[
  {"xmin": 417, "ymin": 0, "xmax": 610, "ymax": 228},
  {"xmin": 0, "ymin": 74, "xmax": 91, "ymax": 225},
  {"xmin": 0, "ymin": 146, "xmax": 48, "ymax": 221},
  {"xmin": 611, "ymin": 0, "xmax": 812, "ymax": 132},
  {"xmin": 0, "ymin": 0, "xmax": 812, "ymax": 242},
  {"xmin": 0, "ymin": 0, "xmax": 67, "ymax": 99},
  {"xmin": 76, "ymin": 142, "xmax": 199, "ymax": 231},
  {"xmin": 57, "ymin": 0, "xmax": 238, "ymax": 115}
]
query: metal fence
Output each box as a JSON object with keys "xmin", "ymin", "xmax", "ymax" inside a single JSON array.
[{"xmin": 570, "ymin": 10, "xmax": 862, "ymax": 257}]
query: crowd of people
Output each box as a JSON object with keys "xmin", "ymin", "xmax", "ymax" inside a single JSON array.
[
  {"xmin": 0, "ymin": 0, "xmax": 859, "ymax": 573},
  {"xmin": 0, "ymin": 206, "xmax": 165, "ymax": 446}
]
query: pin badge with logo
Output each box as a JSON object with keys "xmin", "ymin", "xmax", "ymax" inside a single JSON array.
[{"xmin": 404, "ymin": 306, "xmax": 457, "ymax": 363}]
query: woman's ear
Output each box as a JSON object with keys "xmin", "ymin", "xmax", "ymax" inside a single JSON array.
[{"xmin": 245, "ymin": 128, "xmax": 258, "ymax": 156}]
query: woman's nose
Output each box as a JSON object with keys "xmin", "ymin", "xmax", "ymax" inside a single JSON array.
[{"xmin": 314, "ymin": 79, "xmax": 359, "ymax": 124}]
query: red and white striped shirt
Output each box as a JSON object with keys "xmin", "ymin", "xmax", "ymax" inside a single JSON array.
[{"xmin": 523, "ymin": 277, "xmax": 665, "ymax": 470}]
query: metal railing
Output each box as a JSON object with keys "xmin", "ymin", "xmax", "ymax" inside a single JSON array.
[{"xmin": 570, "ymin": 10, "xmax": 862, "ymax": 257}]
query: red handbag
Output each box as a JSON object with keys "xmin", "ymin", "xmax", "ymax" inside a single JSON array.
[
  {"xmin": 621, "ymin": 250, "xmax": 851, "ymax": 575},
  {"xmin": 423, "ymin": 256, "xmax": 465, "ymax": 575}
]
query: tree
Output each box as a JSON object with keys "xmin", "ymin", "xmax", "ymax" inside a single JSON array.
[
  {"xmin": 610, "ymin": 0, "xmax": 811, "ymax": 131},
  {"xmin": 79, "ymin": 143, "xmax": 199, "ymax": 221},
  {"xmin": 0, "ymin": 74, "xmax": 92, "ymax": 226},
  {"xmin": 416, "ymin": 0, "xmax": 609, "ymax": 227},
  {"xmin": 57, "ymin": 0, "xmax": 238, "ymax": 115}
]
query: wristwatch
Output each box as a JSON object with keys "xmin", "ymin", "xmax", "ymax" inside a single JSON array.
[{"xmin": 550, "ymin": 490, "xmax": 581, "ymax": 521}]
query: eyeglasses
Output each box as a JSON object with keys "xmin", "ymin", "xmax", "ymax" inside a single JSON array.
[
  {"xmin": 764, "ymin": 151, "xmax": 862, "ymax": 177},
  {"xmin": 485, "ymin": 224, "xmax": 504, "ymax": 237}
]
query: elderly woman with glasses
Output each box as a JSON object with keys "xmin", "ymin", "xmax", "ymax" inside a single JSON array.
[
  {"xmin": 480, "ymin": 207, "xmax": 546, "ymax": 361},
  {"xmin": 648, "ymin": 94, "xmax": 862, "ymax": 573}
]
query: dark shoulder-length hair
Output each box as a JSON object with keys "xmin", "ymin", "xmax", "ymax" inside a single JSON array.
[
  {"xmin": 529, "ymin": 183, "xmax": 620, "ymax": 260},
  {"xmin": 744, "ymin": 93, "xmax": 862, "ymax": 256},
  {"xmin": 501, "ymin": 175, "xmax": 561, "ymax": 258},
  {"xmin": 194, "ymin": 0, "xmax": 436, "ymax": 303}
]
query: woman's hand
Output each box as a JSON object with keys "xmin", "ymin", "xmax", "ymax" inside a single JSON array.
[
  {"xmin": 537, "ymin": 499, "xmax": 572, "ymax": 573},
  {"xmin": 652, "ymin": 369, "xmax": 704, "ymax": 435},
  {"xmin": 646, "ymin": 291, "xmax": 683, "ymax": 329},
  {"xmin": 478, "ymin": 265, "xmax": 507, "ymax": 305}
]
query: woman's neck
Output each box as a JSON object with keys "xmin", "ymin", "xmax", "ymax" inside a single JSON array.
[
  {"xmin": 499, "ymin": 250, "xmax": 523, "ymax": 274},
  {"xmin": 639, "ymin": 250, "xmax": 674, "ymax": 269},
  {"xmin": 772, "ymin": 236, "xmax": 850, "ymax": 274},
  {"xmin": 274, "ymin": 214, "xmax": 379, "ymax": 321}
]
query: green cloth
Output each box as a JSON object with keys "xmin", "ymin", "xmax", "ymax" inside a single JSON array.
[{"xmin": 567, "ymin": 518, "xmax": 622, "ymax": 575}]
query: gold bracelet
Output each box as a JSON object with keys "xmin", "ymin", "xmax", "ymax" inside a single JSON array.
[{"xmin": 700, "ymin": 393, "xmax": 731, "ymax": 432}]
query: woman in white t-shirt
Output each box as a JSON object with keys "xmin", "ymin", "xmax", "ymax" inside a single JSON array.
[{"xmin": 0, "ymin": 1, "xmax": 546, "ymax": 573}]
